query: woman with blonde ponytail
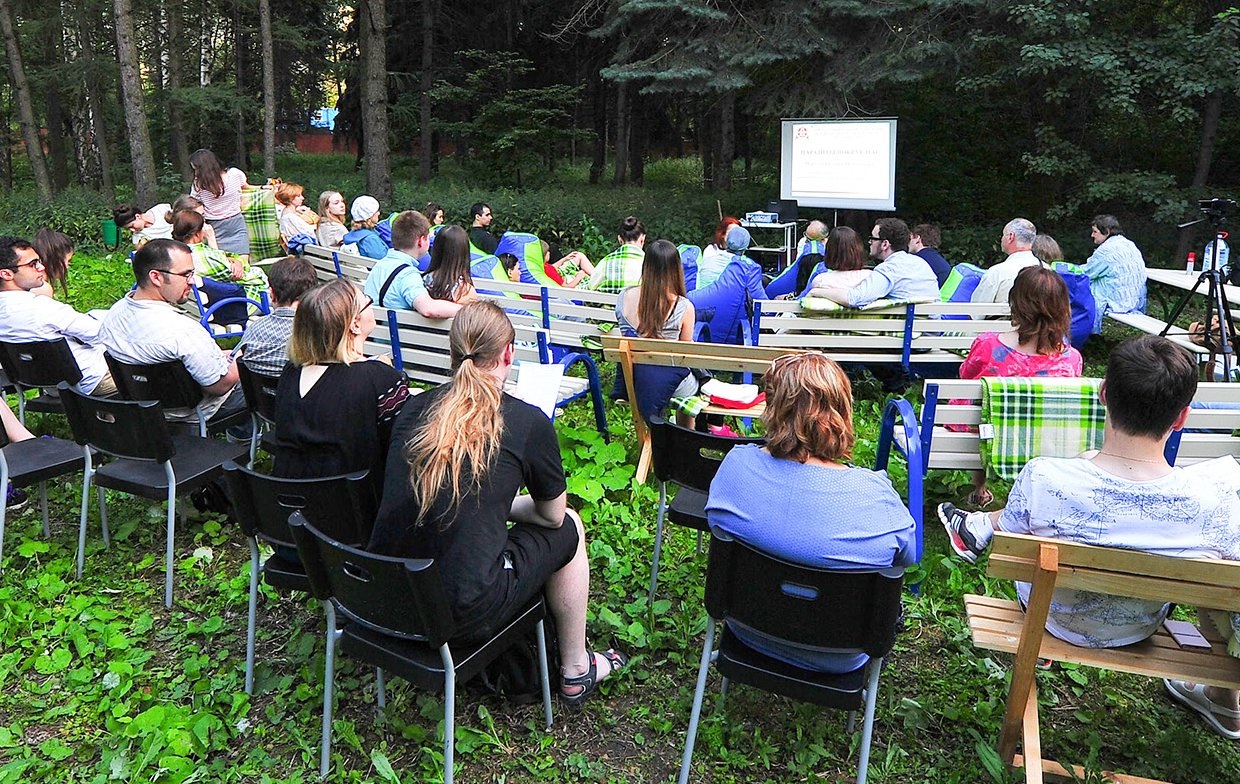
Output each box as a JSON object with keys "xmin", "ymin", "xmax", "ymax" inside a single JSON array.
[{"xmin": 369, "ymin": 301, "xmax": 627, "ymax": 706}]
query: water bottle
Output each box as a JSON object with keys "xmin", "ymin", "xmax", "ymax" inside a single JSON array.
[
  {"xmin": 1186, "ymin": 251, "xmax": 1196, "ymax": 275},
  {"xmin": 1203, "ymin": 239, "xmax": 1230, "ymax": 271}
]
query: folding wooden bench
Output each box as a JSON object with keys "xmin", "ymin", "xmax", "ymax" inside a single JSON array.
[{"xmin": 965, "ymin": 532, "xmax": 1240, "ymax": 783}]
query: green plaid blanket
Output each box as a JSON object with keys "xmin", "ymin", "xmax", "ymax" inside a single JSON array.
[
  {"xmin": 980, "ymin": 377, "xmax": 1105, "ymax": 481},
  {"xmin": 668, "ymin": 395, "xmax": 710, "ymax": 417},
  {"xmin": 242, "ymin": 188, "xmax": 282, "ymax": 260}
]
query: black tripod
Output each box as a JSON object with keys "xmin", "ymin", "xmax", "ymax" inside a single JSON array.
[{"xmin": 1161, "ymin": 220, "xmax": 1239, "ymax": 380}]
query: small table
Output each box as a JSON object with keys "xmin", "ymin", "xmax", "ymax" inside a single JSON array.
[
  {"xmin": 1145, "ymin": 266, "xmax": 1240, "ymax": 321},
  {"xmin": 741, "ymin": 221, "xmax": 797, "ymax": 270}
]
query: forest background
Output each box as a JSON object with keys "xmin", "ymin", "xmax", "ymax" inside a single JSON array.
[{"xmin": 2, "ymin": 0, "xmax": 1240, "ymax": 265}]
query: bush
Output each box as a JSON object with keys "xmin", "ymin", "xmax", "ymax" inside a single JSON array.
[{"xmin": 0, "ymin": 188, "xmax": 115, "ymax": 251}]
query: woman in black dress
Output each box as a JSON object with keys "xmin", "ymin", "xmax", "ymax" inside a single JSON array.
[
  {"xmin": 270, "ymin": 278, "xmax": 408, "ymax": 503},
  {"xmin": 368, "ymin": 301, "xmax": 626, "ymax": 706}
]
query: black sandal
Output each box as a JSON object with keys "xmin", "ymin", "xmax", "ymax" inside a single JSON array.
[{"xmin": 559, "ymin": 648, "xmax": 628, "ymax": 707}]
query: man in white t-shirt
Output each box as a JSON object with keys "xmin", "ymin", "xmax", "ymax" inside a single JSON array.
[
  {"xmin": 113, "ymin": 203, "xmax": 174, "ymax": 247},
  {"xmin": 0, "ymin": 236, "xmax": 115, "ymax": 395},
  {"xmin": 939, "ymin": 335, "xmax": 1240, "ymax": 735},
  {"xmin": 971, "ymin": 218, "xmax": 1041, "ymax": 305},
  {"xmin": 99, "ymin": 239, "xmax": 247, "ymax": 431}
]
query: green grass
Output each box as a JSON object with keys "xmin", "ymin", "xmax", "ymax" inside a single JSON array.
[{"xmin": 2, "ymin": 358, "xmax": 1237, "ymax": 783}]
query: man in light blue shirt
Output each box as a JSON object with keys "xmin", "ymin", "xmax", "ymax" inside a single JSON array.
[
  {"xmin": 363, "ymin": 210, "xmax": 461, "ymax": 318},
  {"xmin": 1083, "ymin": 214, "xmax": 1146, "ymax": 334},
  {"xmin": 845, "ymin": 218, "xmax": 941, "ymax": 307}
]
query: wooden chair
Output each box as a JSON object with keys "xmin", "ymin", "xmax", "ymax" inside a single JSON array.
[{"xmin": 964, "ymin": 532, "xmax": 1240, "ymax": 783}]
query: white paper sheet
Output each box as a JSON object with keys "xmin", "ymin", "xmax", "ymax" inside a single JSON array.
[{"xmin": 512, "ymin": 362, "xmax": 564, "ymax": 420}]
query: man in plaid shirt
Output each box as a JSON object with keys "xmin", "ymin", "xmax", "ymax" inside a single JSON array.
[
  {"xmin": 587, "ymin": 216, "xmax": 646, "ymax": 293},
  {"xmin": 231, "ymin": 256, "xmax": 319, "ymax": 376}
]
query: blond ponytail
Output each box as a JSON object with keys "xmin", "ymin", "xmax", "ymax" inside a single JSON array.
[{"xmin": 404, "ymin": 302, "xmax": 515, "ymax": 528}]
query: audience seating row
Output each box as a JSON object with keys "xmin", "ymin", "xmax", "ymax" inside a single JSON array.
[{"xmin": 751, "ymin": 299, "xmax": 1011, "ymax": 374}]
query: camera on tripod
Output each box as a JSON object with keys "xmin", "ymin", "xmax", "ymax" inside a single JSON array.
[{"xmin": 1198, "ymin": 197, "xmax": 1237, "ymax": 223}]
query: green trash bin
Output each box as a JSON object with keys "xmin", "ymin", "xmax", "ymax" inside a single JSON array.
[{"xmin": 101, "ymin": 218, "xmax": 120, "ymax": 251}]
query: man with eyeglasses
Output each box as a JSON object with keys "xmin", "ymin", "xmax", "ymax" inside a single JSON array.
[
  {"xmin": 98, "ymin": 239, "xmax": 248, "ymax": 432},
  {"xmin": 971, "ymin": 217, "xmax": 1040, "ymax": 305},
  {"xmin": 839, "ymin": 217, "xmax": 940, "ymax": 307},
  {"xmin": 0, "ymin": 236, "xmax": 116, "ymax": 395}
]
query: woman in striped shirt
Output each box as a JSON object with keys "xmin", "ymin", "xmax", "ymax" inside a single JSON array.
[{"xmin": 189, "ymin": 148, "xmax": 255, "ymax": 257}]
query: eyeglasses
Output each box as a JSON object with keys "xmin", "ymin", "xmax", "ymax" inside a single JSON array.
[
  {"xmin": 355, "ymin": 296, "xmax": 373, "ymax": 317},
  {"xmin": 155, "ymin": 268, "xmax": 197, "ymax": 280},
  {"xmin": 3, "ymin": 257, "xmax": 44, "ymax": 271}
]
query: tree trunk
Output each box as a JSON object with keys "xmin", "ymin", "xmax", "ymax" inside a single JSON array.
[
  {"xmin": 612, "ymin": 83, "xmax": 628, "ymax": 186},
  {"xmin": 165, "ymin": 3, "xmax": 191, "ymax": 182},
  {"xmin": 0, "ymin": 0, "xmax": 53, "ymax": 202},
  {"xmin": 1176, "ymin": 90, "xmax": 1223, "ymax": 264},
  {"xmin": 628, "ymin": 98, "xmax": 644, "ymax": 186},
  {"xmin": 257, "ymin": 0, "xmax": 275, "ymax": 175},
  {"xmin": 233, "ymin": 0, "xmax": 248, "ymax": 169},
  {"xmin": 698, "ymin": 105, "xmax": 714, "ymax": 189},
  {"xmin": 418, "ymin": 0, "xmax": 435, "ymax": 182},
  {"xmin": 359, "ymin": 0, "xmax": 391, "ymax": 200},
  {"xmin": 0, "ymin": 86, "xmax": 11, "ymax": 190},
  {"xmin": 589, "ymin": 79, "xmax": 606, "ymax": 185},
  {"xmin": 717, "ymin": 92, "xmax": 734, "ymax": 191},
  {"xmin": 114, "ymin": 0, "xmax": 158, "ymax": 205},
  {"xmin": 43, "ymin": 14, "xmax": 69, "ymax": 192},
  {"xmin": 77, "ymin": 0, "xmax": 115, "ymax": 198}
]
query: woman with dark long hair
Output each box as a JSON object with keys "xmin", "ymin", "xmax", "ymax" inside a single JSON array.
[
  {"xmin": 30, "ymin": 228, "xmax": 73, "ymax": 298},
  {"xmin": 806, "ymin": 226, "xmax": 871, "ymax": 300},
  {"xmin": 615, "ymin": 239, "xmax": 698, "ymax": 425},
  {"xmin": 369, "ymin": 302, "xmax": 627, "ymax": 706},
  {"xmin": 188, "ymin": 149, "xmax": 254, "ymax": 256},
  {"xmin": 422, "ymin": 225, "xmax": 478, "ymax": 304}
]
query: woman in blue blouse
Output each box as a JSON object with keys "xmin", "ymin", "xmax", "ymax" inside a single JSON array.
[{"xmin": 705, "ymin": 352, "xmax": 917, "ymax": 672}]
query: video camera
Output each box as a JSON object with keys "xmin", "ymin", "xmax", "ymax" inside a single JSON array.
[{"xmin": 1199, "ymin": 197, "xmax": 1237, "ymax": 225}]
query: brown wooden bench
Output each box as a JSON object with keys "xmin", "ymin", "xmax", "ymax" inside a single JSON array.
[
  {"xmin": 600, "ymin": 334, "xmax": 801, "ymax": 482},
  {"xmin": 964, "ymin": 532, "xmax": 1240, "ymax": 783}
]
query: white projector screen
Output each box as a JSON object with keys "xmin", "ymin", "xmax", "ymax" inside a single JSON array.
[{"xmin": 780, "ymin": 118, "xmax": 898, "ymax": 211}]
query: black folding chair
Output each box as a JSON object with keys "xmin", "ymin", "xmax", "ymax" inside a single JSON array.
[
  {"xmin": 289, "ymin": 512, "xmax": 554, "ymax": 782},
  {"xmin": 220, "ymin": 461, "xmax": 376, "ymax": 695},
  {"xmin": 0, "ymin": 338, "xmax": 86, "ymax": 422},
  {"xmin": 236, "ymin": 361, "xmax": 281, "ymax": 467},
  {"xmin": 104, "ymin": 353, "xmax": 249, "ymax": 438},
  {"xmin": 646, "ymin": 416, "xmax": 762, "ymax": 603},
  {"xmin": 678, "ymin": 534, "xmax": 905, "ymax": 784},
  {"xmin": 0, "ymin": 421, "xmax": 89, "ymax": 570},
  {"xmin": 58, "ymin": 385, "xmax": 249, "ymax": 608}
]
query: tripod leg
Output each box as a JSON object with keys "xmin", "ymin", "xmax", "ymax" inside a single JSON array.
[{"xmin": 1160, "ymin": 272, "xmax": 1213, "ymax": 338}]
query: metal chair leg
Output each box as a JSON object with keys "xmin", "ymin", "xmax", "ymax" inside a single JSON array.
[
  {"xmin": 98, "ymin": 487, "xmax": 109, "ymax": 547},
  {"xmin": 75, "ymin": 451, "xmax": 93, "ymax": 578},
  {"xmin": 648, "ymin": 482, "xmax": 668, "ymax": 606},
  {"xmin": 677, "ymin": 619, "xmax": 716, "ymax": 784},
  {"xmin": 440, "ymin": 645, "xmax": 456, "ymax": 784},
  {"xmin": 855, "ymin": 657, "xmax": 884, "ymax": 784},
  {"xmin": 376, "ymin": 668, "xmax": 386, "ymax": 713},
  {"xmin": 163, "ymin": 465, "xmax": 177, "ymax": 609},
  {"xmin": 319, "ymin": 601, "xmax": 337, "ymax": 779},
  {"xmin": 245, "ymin": 538, "xmax": 260, "ymax": 694},
  {"xmin": 535, "ymin": 619, "xmax": 553, "ymax": 730}
]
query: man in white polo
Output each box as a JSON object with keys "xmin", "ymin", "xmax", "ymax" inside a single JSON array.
[
  {"xmin": 0, "ymin": 236, "xmax": 116, "ymax": 395},
  {"xmin": 972, "ymin": 217, "xmax": 1041, "ymax": 304},
  {"xmin": 99, "ymin": 238, "xmax": 247, "ymax": 431}
]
